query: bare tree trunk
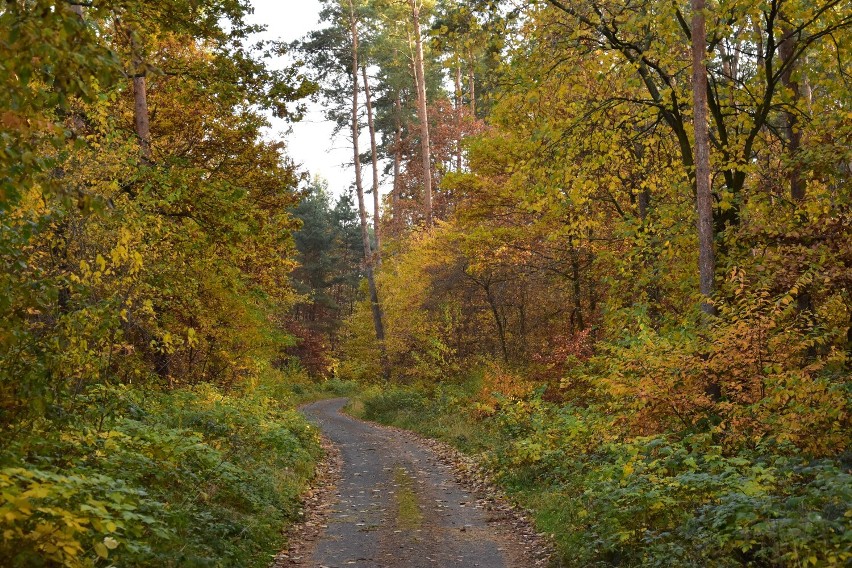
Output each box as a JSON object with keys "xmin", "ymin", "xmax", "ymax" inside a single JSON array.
[
  {"xmin": 691, "ymin": 0, "xmax": 715, "ymax": 316},
  {"xmin": 484, "ymin": 283, "xmax": 508, "ymax": 363},
  {"xmin": 454, "ymin": 58, "xmax": 463, "ymax": 172},
  {"xmin": 779, "ymin": 27, "xmax": 805, "ymax": 202},
  {"xmin": 468, "ymin": 51, "xmax": 475, "ymax": 116},
  {"xmin": 410, "ymin": 0, "xmax": 432, "ymax": 227},
  {"xmin": 570, "ymin": 245, "xmax": 585, "ymax": 331},
  {"xmin": 348, "ymin": 0, "xmax": 385, "ymax": 343},
  {"xmin": 392, "ymin": 95, "xmax": 403, "ymax": 221},
  {"xmin": 362, "ymin": 64, "xmax": 382, "ymax": 262}
]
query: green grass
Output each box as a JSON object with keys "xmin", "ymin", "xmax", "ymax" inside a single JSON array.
[{"xmin": 393, "ymin": 466, "xmax": 423, "ymax": 530}]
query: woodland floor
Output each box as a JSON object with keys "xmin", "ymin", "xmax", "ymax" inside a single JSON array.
[{"xmin": 275, "ymin": 398, "xmax": 552, "ymax": 568}]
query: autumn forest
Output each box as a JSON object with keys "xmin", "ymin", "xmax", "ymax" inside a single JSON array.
[{"xmin": 0, "ymin": 0, "xmax": 850, "ymax": 567}]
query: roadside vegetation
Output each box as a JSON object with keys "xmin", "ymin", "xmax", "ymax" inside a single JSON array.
[
  {"xmin": 1, "ymin": 2, "xmax": 321, "ymax": 566},
  {"xmin": 355, "ymin": 378, "xmax": 850, "ymax": 567},
  {"xmin": 3, "ymin": 0, "xmax": 851, "ymax": 566},
  {"xmin": 1, "ymin": 372, "xmax": 320, "ymax": 567},
  {"xmin": 294, "ymin": 1, "xmax": 852, "ymax": 567}
]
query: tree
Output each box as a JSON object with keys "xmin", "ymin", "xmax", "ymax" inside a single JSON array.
[
  {"xmin": 347, "ymin": 0, "xmax": 386, "ymax": 343},
  {"xmin": 410, "ymin": 0, "xmax": 434, "ymax": 227},
  {"xmin": 0, "ymin": 0, "xmax": 310, "ymax": 424},
  {"xmin": 362, "ymin": 64, "xmax": 383, "ymax": 259},
  {"xmin": 691, "ymin": 0, "xmax": 715, "ymax": 314}
]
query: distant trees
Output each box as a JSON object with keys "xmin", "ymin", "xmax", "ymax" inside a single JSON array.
[{"xmin": 290, "ymin": 179, "xmax": 367, "ymax": 335}]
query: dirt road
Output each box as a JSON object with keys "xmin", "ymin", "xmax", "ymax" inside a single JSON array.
[{"xmin": 297, "ymin": 398, "xmax": 534, "ymax": 568}]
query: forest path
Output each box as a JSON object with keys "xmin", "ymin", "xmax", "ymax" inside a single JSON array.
[{"xmin": 295, "ymin": 398, "xmax": 526, "ymax": 568}]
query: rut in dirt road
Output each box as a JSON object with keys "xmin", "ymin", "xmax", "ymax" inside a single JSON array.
[{"xmin": 299, "ymin": 398, "xmax": 524, "ymax": 568}]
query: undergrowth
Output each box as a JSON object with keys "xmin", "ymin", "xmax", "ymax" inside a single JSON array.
[
  {"xmin": 357, "ymin": 378, "xmax": 852, "ymax": 567},
  {"xmin": 0, "ymin": 368, "xmax": 321, "ymax": 567}
]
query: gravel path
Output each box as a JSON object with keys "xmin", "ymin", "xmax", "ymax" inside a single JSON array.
[{"xmin": 294, "ymin": 398, "xmax": 536, "ymax": 568}]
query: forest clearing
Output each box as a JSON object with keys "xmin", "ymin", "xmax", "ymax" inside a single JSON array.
[{"xmin": 0, "ymin": 0, "xmax": 850, "ymax": 567}]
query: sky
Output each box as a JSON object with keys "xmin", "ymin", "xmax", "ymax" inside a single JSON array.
[{"xmin": 246, "ymin": 0, "xmax": 386, "ymax": 207}]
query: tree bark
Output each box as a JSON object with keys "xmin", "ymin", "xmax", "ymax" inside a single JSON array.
[
  {"xmin": 779, "ymin": 27, "xmax": 805, "ymax": 202},
  {"xmin": 362, "ymin": 64, "xmax": 382, "ymax": 262},
  {"xmin": 348, "ymin": 0, "xmax": 385, "ymax": 343},
  {"xmin": 410, "ymin": 0, "xmax": 432, "ymax": 227},
  {"xmin": 484, "ymin": 282, "xmax": 508, "ymax": 363},
  {"xmin": 454, "ymin": 58, "xmax": 463, "ymax": 172},
  {"xmin": 570, "ymin": 245, "xmax": 585, "ymax": 331},
  {"xmin": 691, "ymin": 0, "xmax": 715, "ymax": 316},
  {"xmin": 468, "ymin": 51, "xmax": 475, "ymax": 116},
  {"xmin": 392, "ymin": 95, "xmax": 403, "ymax": 221},
  {"xmin": 129, "ymin": 33, "xmax": 152, "ymax": 162}
]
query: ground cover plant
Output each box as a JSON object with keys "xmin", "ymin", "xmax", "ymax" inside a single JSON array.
[{"xmin": 356, "ymin": 376, "xmax": 851, "ymax": 567}]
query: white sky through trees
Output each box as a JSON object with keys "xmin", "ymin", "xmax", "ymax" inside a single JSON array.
[{"xmin": 249, "ymin": 0, "xmax": 387, "ymax": 211}]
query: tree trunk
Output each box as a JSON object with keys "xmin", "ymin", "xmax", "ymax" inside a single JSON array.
[
  {"xmin": 779, "ymin": 27, "xmax": 805, "ymax": 202},
  {"xmin": 410, "ymin": 0, "xmax": 432, "ymax": 227},
  {"xmin": 484, "ymin": 282, "xmax": 508, "ymax": 363},
  {"xmin": 454, "ymin": 58, "xmax": 463, "ymax": 172},
  {"xmin": 362, "ymin": 64, "xmax": 382, "ymax": 262},
  {"xmin": 129, "ymin": 33, "xmax": 151, "ymax": 162},
  {"xmin": 392, "ymin": 95, "xmax": 403, "ymax": 221},
  {"xmin": 348, "ymin": 0, "xmax": 385, "ymax": 343},
  {"xmin": 570, "ymin": 245, "xmax": 585, "ymax": 331},
  {"xmin": 691, "ymin": 0, "xmax": 715, "ymax": 316},
  {"xmin": 468, "ymin": 51, "xmax": 475, "ymax": 116}
]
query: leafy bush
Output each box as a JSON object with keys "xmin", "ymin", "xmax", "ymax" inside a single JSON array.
[
  {"xmin": 362, "ymin": 386, "xmax": 428, "ymax": 421},
  {"xmin": 360, "ymin": 382, "xmax": 852, "ymax": 567},
  {"xmin": 0, "ymin": 383, "xmax": 320, "ymax": 567}
]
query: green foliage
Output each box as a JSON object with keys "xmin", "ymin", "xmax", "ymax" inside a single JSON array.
[
  {"xmin": 359, "ymin": 383, "xmax": 852, "ymax": 567},
  {"xmin": 0, "ymin": 380, "xmax": 320, "ymax": 567},
  {"xmin": 287, "ymin": 180, "xmax": 367, "ymax": 377}
]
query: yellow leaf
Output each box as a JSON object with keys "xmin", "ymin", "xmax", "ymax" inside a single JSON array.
[{"xmin": 94, "ymin": 542, "xmax": 108, "ymax": 559}]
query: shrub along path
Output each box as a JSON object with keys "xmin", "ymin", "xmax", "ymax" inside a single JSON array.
[{"xmin": 288, "ymin": 398, "xmax": 547, "ymax": 568}]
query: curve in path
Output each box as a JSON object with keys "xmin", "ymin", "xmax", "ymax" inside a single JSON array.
[{"xmin": 300, "ymin": 398, "xmax": 517, "ymax": 568}]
